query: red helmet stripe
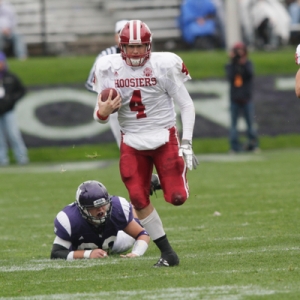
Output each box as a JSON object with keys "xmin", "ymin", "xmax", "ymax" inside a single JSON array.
[
  {"xmin": 133, "ymin": 20, "xmax": 138, "ymax": 40},
  {"xmin": 129, "ymin": 20, "xmax": 141, "ymax": 43}
]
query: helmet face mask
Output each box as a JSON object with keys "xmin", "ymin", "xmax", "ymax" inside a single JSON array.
[
  {"xmin": 75, "ymin": 181, "xmax": 111, "ymax": 226},
  {"xmin": 119, "ymin": 20, "xmax": 152, "ymax": 67}
]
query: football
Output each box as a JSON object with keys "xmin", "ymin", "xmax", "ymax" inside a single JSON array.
[{"xmin": 100, "ymin": 88, "xmax": 119, "ymax": 113}]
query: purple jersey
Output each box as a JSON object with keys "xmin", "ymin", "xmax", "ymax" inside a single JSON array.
[{"xmin": 53, "ymin": 196, "xmax": 133, "ymax": 252}]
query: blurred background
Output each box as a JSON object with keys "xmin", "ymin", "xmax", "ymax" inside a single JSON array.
[
  {"xmin": 1, "ymin": 0, "xmax": 300, "ymax": 163},
  {"xmin": 6, "ymin": 0, "xmax": 298, "ymax": 56}
]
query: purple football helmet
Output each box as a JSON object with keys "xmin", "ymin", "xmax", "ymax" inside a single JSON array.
[{"xmin": 75, "ymin": 180, "xmax": 111, "ymax": 225}]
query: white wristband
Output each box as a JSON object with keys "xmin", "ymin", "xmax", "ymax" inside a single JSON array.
[
  {"xmin": 131, "ymin": 240, "xmax": 148, "ymax": 256},
  {"xmin": 84, "ymin": 250, "xmax": 92, "ymax": 259},
  {"xmin": 66, "ymin": 251, "xmax": 74, "ymax": 261}
]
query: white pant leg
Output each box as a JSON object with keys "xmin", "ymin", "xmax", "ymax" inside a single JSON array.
[
  {"xmin": 111, "ymin": 231, "xmax": 135, "ymax": 254},
  {"xmin": 0, "ymin": 115, "xmax": 9, "ymax": 165}
]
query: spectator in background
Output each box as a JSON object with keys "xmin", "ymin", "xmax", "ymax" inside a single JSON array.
[
  {"xmin": 85, "ymin": 20, "xmax": 129, "ymax": 147},
  {"xmin": 294, "ymin": 43, "xmax": 300, "ymax": 97},
  {"xmin": 239, "ymin": 0, "xmax": 291, "ymax": 50},
  {"xmin": 288, "ymin": 0, "xmax": 300, "ymax": 24},
  {"xmin": 0, "ymin": 0, "xmax": 27, "ymax": 60},
  {"xmin": 0, "ymin": 51, "xmax": 29, "ymax": 165},
  {"xmin": 178, "ymin": 0, "xmax": 222, "ymax": 49},
  {"xmin": 225, "ymin": 42, "xmax": 259, "ymax": 154}
]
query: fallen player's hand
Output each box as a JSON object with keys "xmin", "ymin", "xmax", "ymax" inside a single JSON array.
[
  {"xmin": 295, "ymin": 44, "xmax": 300, "ymax": 65},
  {"xmin": 178, "ymin": 140, "xmax": 199, "ymax": 170},
  {"xmin": 120, "ymin": 253, "xmax": 139, "ymax": 258},
  {"xmin": 89, "ymin": 249, "xmax": 108, "ymax": 259}
]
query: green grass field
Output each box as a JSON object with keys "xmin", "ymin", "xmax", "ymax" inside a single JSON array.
[
  {"xmin": 1, "ymin": 148, "xmax": 300, "ymax": 299},
  {"xmin": 6, "ymin": 47, "xmax": 299, "ymax": 86}
]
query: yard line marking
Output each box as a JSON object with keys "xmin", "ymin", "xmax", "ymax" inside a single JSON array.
[
  {"xmin": 0, "ymin": 285, "xmax": 289, "ymax": 300},
  {"xmin": 0, "ymin": 247, "xmax": 298, "ymax": 273}
]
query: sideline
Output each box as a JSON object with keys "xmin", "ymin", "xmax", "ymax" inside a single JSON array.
[
  {"xmin": 0, "ymin": 154, "xmax": 264, "ymax": 174},
  {"xmin": 0, "ymin": 160, "xmax": 112, "ymax": 174}
]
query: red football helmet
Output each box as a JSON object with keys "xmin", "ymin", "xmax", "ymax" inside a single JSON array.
[{"xmin": 119, "ymin": 20, "xmax": 152, "ymax": 67}]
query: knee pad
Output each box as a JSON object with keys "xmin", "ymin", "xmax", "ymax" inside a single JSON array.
[{"xmin": 171, "ymin": 192, "xmax": 187, "ymax": 206}]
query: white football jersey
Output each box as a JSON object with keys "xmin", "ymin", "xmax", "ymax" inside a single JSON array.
[{"xmin": 93, "ymin": 52, "xmax": 191, "ymax": 134}]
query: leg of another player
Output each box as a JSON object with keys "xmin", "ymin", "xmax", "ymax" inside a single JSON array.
[
  {"xmin": 136, "ymin": 203, "xmax": 179, "ymax": 267},
  {"xmin": 229, "ymin": 103, "xmax": 240, "ymax": 152}
]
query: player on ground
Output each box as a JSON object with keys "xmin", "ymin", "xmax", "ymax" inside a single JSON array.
[
  {"xmin": 51, "ymin": 180, "xmax": 150, "ymax": 260},
  {"xmin": 92, "ymin": 20, "xmax": 198, "ymax": 267}
]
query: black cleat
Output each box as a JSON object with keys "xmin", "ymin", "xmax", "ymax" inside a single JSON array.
[
  {"xmin": 150, "ymin": 174, "xmax": 161, "ymax": 196},
  {"xmin": 153, "ymin": 258, "xmax": 170, "ymax": 267},
  {"xmin": 153, "ymin": 252, "xmax": 179, "ymax": 267}
]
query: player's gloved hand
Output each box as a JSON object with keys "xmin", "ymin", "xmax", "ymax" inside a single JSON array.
[
  {"xmin": 295, "ymin": 44, "xmax": 300, "ymax": 65},
  {"xmin": 178, "ymin": 140, "xmax": 199, "ymax": 170}
]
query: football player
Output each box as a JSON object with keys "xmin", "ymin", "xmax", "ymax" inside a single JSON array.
[
  {"xmin": 85, "ymin": 20, "xmax": 128, "ymax": 147},
  {"xmin": 86, "ymin": 20, "xmax": 162, "ymax": 196},
  {"xmin": 92, "ymin": 20, "xmax": 198, "ymax": 267},
  {"xmin": 51, "ymin": 180, "xmax": 150, "ymax": 260}
]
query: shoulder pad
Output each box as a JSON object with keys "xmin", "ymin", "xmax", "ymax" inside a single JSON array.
[
  {"xmin": 95, "ymin": 54, "xmax": 123, "ymax": 72},
  {"xmin": 151, "ymin": 52, "xmax": 183, "ymax": 69}
]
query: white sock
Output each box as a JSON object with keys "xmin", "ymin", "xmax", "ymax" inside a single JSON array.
[{"xmin": 139, "ymin": 209, "xmax": 165, "ymax": 240}]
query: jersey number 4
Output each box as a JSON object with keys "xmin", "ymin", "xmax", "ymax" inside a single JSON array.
[{"xmin": 129, "ymin": 90, "xmax": 147, "ymax": 119}]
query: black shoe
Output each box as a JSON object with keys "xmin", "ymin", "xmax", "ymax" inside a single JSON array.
[
  {"xmin": 153, "ymin": 258, "xmax": 170, "ymax": 267},
  {"xmin": 153, "ymin": 252, "xmax": 179, "ymax": 267},
  {"xmin": 150, "ymin": 174, "xmax": 161, "ymax": 196}
]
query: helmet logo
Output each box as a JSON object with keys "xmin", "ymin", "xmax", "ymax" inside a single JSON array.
[{"xmin": 93, "ymin": 198, "xmax": 107, "ymax": 207}]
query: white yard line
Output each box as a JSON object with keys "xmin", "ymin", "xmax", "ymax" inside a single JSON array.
[{"xmin": 0, "ymin": 285, "xmax": 287, "ymax": 300}]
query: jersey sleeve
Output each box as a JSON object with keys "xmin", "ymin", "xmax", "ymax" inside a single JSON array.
[
  {"xmin": 92, "ymin": 54, "xmax": 122, "ymax": 94},
  {"xmin": 109, "ymin": 196, "xmax": 134, "ymax": 231},
  {"xmin": 86, "ymin": 46, "xmax": 119, "ymax": 92},
  {"xmin": 159, "ymin": 53, "xmax": 191, "ymax": 96},
  {"xmin": 54, "ymin": 211, "xmax": 72, "ymax": 242},
  {"xmin": 92, "ymin": 57, "xmax": 105, "ymax": 93}
]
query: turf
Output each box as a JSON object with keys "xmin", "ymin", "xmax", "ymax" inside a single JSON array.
[
  {"xmin": 4, "ymin": 134, "xmax": 298, "ymax": 164},
  {"xmin": 6, "ymin": 47, "xmax": 298, "ymax": 87},
  {"xmin": 0, "ymin": 148, "xmax": 299, "ymax": 299}
]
